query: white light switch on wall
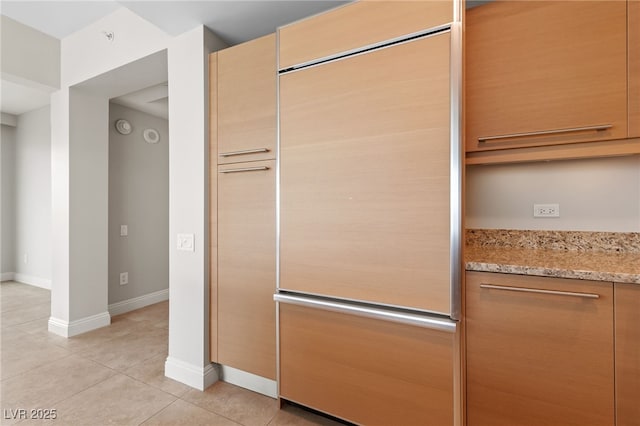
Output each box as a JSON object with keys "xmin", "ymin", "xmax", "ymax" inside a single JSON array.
[
  {"xmin": 533, "ymin": 203, "xmax": 560, "ymax": 218},
  {"xmin": 177, "ymin": 234, "xmax": 195, "ymax": 251},
  {"xmin": 120, "ymin": 225, "xmax": 128, "ymax": 236}
]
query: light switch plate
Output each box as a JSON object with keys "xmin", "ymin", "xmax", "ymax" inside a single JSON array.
[
  {"xmin": 177, "ymin": 233, "xmax": 195, "ymax": 252},
  {"xmin": 120, "ymin": 225, "xmax": 128, "ymax": 236},
  {"xmin": 533, "ymin": 203, "xmax": 560, "ymax": 218}
]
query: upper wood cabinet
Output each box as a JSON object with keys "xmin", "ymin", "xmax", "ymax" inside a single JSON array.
[
  {"xmin": 629, "ymin": 0, "xmax": 640, "ymax": 137},
  {"xmin": 615, "ymin": 283, "xmax": 640, "ymax": 426},
  {"xmin": 465, "ymin": 1, "xmax": 628, "ymax": 156},
  {"xmin": 278, "ymin": 0, "xmax": 453, "ymax": 70},
  {"xmin": 216, "ymin": 33, "xmax": 276, "ymax": 164},
  {"xmin": 466, "ymin": 271, "xmax": 615, "ymax": 426},
  {"xmin": 280, "ymin": 32, "xmax": 453, "ymax": 314},
  {"xmin": 217, "ymin": 160, "xmax": 276, "ymax": 380}
]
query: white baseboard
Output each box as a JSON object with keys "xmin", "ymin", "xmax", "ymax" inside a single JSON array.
[
  {"xmin": 48, "ymin": 311, "xmax": 111, "ymax": 337},
  {"xmin": 165, "ymin": 357, "xmax": 219, "ymax": 391},
  {"xmin": 10, "ymin": 273, "xmax": 51, "ymax": 289},
  {"xmin": 220, "ymin": 365, "xmax": 277, "ymax": 398},
  {"xmin": 108, "ymin": 288, "xmax": 169, "ymax": 316},
  {"xmin": 1, "ymin": 272, "xmax": 15, "ymax": 282}
]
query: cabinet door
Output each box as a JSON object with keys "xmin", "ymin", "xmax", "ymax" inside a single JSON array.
[
  {"xmin": 217, "ymin": 34, "xmax": 276, "ymax": 164},
  {"xmin": 217, "ymin": 160, "xmax": 276, "ymax": 379},
  {"xmin": 280, "ymin": 32, "xmax": 452, "ymax": 314},
  {"xmin": 279, "ymin": 302, "xmax": 456, "ymax": 425},
  {"xmin": 465, "ymin": 1, "xmax": 627, "ymax": 152},
  {"xmin": 278, "ymin": 0, "xmax": 453, "ymax": 70},
  {"xmin": 615, "ymin": 283, "xmax": 640, "ymax": 426},
  {"xmin": 630, "ymin": 0, "xmax": 640, "ymax": 137},
  {"xmin": 466, "ymin": 272, "xmax": 614, "ymax": 426}
]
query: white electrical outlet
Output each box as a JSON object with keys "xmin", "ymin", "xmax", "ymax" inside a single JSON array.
[
  {"xmin": 119, "ymin": 272, "xmax": 129, "ymax": 285},
  {"xmin": 533, "ymin": 203, "xmax": 560, "ymax": 218},
  {"xmin": 120, "ymin": 225, "xmax": 128, "ymax": 236},
  {"xmin": 23, "ymin": 253, "xmax": 28, "ymax": 264}
]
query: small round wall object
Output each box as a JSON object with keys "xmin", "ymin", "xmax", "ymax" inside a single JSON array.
[
  {"xmin": 143, "ymin": 128, "xmax": 160, "ymax": 144},
  {"xmin": 115, "ymin": 119, "xmax": 132, "ymax": 135}
]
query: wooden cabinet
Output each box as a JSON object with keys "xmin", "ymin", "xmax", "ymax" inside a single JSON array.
[
  {"xmin": 630, "ymin": 0, "xmax": 640, "ymax": 137},
  {"xmin": 280, "ymin": 31, "xmax": 453, "ymax": 314},
  {"xmin": 210, "ymin": 34, "xmax": 277, "ymax": 380},
  {"xmin": 278, "ymin": 0, "xmax": 453, "ymax": 70},
  {"xmin": 216, "ymin": 33, "xmax": 276, "ymax": 164},
  {"xmin": 216, "ymin": 160, "xmax": 276, "ymax": 379},
  {"xmin": 465, "ymin": 1, "xmax": 628, "ymax": 160},
  {"xmin": 279, "ymin": 301, "xmax": 457, "ymax": 425},
  {"xmin": 615, "ymin": 283, "xmax": 640, "ymax": 426},
  {"xmin": 466, "ymin": 271, "xmax": 614, "ymax": 426}
]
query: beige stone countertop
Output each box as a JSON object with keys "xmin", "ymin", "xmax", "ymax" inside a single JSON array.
[{"xmin": 465, "ymin": 245, "xmax": 640, "ymax": 284}]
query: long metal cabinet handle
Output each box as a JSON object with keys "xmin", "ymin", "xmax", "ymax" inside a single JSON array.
[
  {"xmin": 273, "ymin": 293, "xmax": 457, "ymax": 333},
  {"xmin": 478, "ymin": 124, "xmax": 612, "ymax": 143},
  {"xmin": 480, "ymin": 284, "xmax": 600, "ymax": 299},
  {"xmin": 219, "ymin": 148, "xmax": 269, "ymax": 157},
  {"xmin": 219, "ymin": 166, "xmax": 270, "ymax": 174}
]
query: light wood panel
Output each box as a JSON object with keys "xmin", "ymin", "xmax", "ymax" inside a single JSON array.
[
  {"xmin": 615, "ymin": 283, "xmax": 640, "ymax": 426},
  {"xmin": 278, "ymin": 0, "xmax": 453, "ymax": 69},
  {"xmin": 630, "ymin": 0, "xmax": 640, "ymax": 137},
  {"xmin": 279, "ymin": 303, "xmax": 455, "ymax": 425},
  {"xmin": 465, "ymin": 1, "xmax": 627, "ymax": 152},
  {"xmin": 209, "ymin": 52, "xmax": 218, "ymax": 363},
  {"xmin": 217, "ymin": 33, "xmax": 276, "ymax": 164},
  {"xmin": 466, "ymin": 272, "xmax": 614, "ymax": 426},
  {"xmin": 465, "ymin": 137, "xmax": 640, "ymax": 165},
  {"xmin": 280, "ymin": 33, "xmax": 452, "ymax": 314},
  {"xmin": 217, "ymin": 160, "xmax": 276, "ymax": 379}
]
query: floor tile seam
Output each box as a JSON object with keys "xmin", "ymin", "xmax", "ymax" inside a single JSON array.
[
  {"xmin": 135, "ymin": 397, "xmax": 182, "ymax": 426},
  {"xmin": 177, "ymin": 394, "xmax": 247, "ymax": 426},
  {"xmin": 0, "ymin": 353, "xmax": 76, "ymax": 387},
  {"xmin": 1, "ymin": 314, "xmax": 51, "ymax": 328}
]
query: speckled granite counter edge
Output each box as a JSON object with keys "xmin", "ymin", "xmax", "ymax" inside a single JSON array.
[{"xmin": 465, "ymin": 260, "xmax": 640, "ymax": 284}]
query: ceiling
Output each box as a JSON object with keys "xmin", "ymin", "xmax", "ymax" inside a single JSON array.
[
  {"xmin": 0, "ymin": 1, "xmax": 346, "ymax": 44},
  {"xmin": 0, "ymin": 0, "xmax": 346, "ymax": 118}
]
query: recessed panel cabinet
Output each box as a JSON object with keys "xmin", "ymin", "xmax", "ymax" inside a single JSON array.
[
  {"xmin": 466, "ymin": 271, "xmax": 615, "ymax": 426},
  {"xmin": 615, "ymin": 283, "xmax": 640, "ymax": 426},
  {"xmin": 465, "ymin": 1, "xmax": 627, "ymax": 154},
  {"xmin": 629, "ymin": 0, "xmax": 640, "ymax": 137}
]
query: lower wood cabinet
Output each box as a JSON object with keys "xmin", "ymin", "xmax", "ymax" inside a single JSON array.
[
  {"xmin": 465, "ymin": 271, "xmax": 614, "ymax": 426},
  {"xmin": 216, "ymin": 160, "xmax": 276, "ymax": 379},
  {"xmin": 615, "ymin": 283, "xmax": 640, "ymax": 426},
  {"xmin": 279, "ymin": 302, "xmax": 458, "ymax": 425}
]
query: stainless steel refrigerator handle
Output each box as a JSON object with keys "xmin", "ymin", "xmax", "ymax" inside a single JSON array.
[
  {"xmin": 219, "ymin": 148, "xmax": 269, "ymax": 157},
  {"xmin": 480, "ymin": 284, "xmax": 600, "ymax": 299},
  {"xmin": 478, "ymin": 124, "xmax": 612, "ymax": 143},
  {"xmin": 273, "ymin": 294, "xmax": 457, "ymax": 333},
  {"xmin": 219, "ymin": 166, "xmax": 270, "ymax": 174}
]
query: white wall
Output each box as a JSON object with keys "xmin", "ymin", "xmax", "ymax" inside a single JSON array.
[
  {"xmin": 165, "ymin": 25, "xmax": 227, "ymax": 391},
  {"xmin": 466, "ymin": 156, "xmax": 640, "ymax": 232},
  {"xmin": 108, "ymin": 103, "xmax": 169, "ymax": 305},
  {"xmin": 1, "ymin": 15, "xmax": 60, "ymax": 90},
  {"xmin": 14, "ymin": 106, "xmax": 52, "ymax": 287},
  {"xmin": 1, "ymin": 124, "xmax": 16, "ymax": 277},
  {"xmin": 50, "ymin": 7, "xmax": 170, "ymax": 337}
]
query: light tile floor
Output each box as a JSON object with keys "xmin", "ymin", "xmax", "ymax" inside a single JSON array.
[{"xmin": 0, "ymin": 281, "xmax": 343, "ymax": 426}]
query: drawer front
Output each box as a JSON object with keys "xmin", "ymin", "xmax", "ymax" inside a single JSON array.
[
  {"xmin": 278, "ymin": 0, "xmax": 453, "ymax": 70},
  {"xmin": 466, "ymin": 271, "xmax": 614, "ymax": 426},
  {"xmin": 279, "ymin": 302, "xmax": 456, "ymax": 425},
  {"xmin": 217, "ymin": 34, "xmax": 276, "ymax": 164}
]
